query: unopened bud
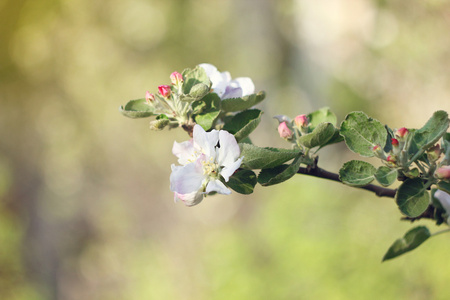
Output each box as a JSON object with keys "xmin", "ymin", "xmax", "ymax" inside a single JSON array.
[
  {"xmin": 149, "ymin": 118, "xmax": 170, "ymax": 131},
  {"xmin": 395, "ymin": 127, "xmax": 409, "ymax": 140},
  {"xmin": 427, "ymin": 144, "xmax": 441, "ymax": 162},
  {"xmin": 391, "ymin": 138, "xmax": 399, "ymax": 147},
  {"xmin": 158, "ymin": 85, "xmax": 172, "ymax": 98},
  {"xmin": 435, "ymin": 166, "xmax": 450, "ymax": 180},
  {"xmin": 372, "ymin": 144, "xmax": 386, "ymax": 159},
  {"xmin": 387, "ymin": 155, "xmax": 397, "ymax": 165},
  {"xmin": 278, "ymin": 122, "xmax": 293, "ymax": 139},
  {"xmin": 170, "ymin": 71, "xmax": 184, "ymax": 86},
  {"xmin": 294, "ymin": 114, "xmax": 308, "ymax": 128},
  {"xmin": 189, "ymin": 83, "xmax": 210, "ymax": 99},
  {"xmin": 391, "ymin": 138, "xmax": 400, "ymax": 155},
  {"xmin": 145, "ymin": 91, "xmax": 155, "ymax": 104}
]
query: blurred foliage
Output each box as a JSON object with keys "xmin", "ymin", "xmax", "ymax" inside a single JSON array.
[{"xmin": 1, "ymin": 0, "xmax": 450, "ymax": 299}]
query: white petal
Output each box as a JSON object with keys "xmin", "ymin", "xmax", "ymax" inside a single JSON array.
[
  {"xmin": 205, "ymin": 179, "xmax": 231, "ymax": 195},
  {"xmin": 199, "ymin": 63, "xmax": 218, "ymax": 78},
  {"xmin": 232, "ymin": 77, "xmax": 255, "ymax": 97},
  {"xmin": 193, "ymin": 124, "xmax": 219, "ymax": 159},
  {"xmin": 435, "ymin": 190, "xmax": 450, "ymax": 214},
  {"xmin": 211, "ymin": 71, "xmax": 231, "ymax": 97},
  {"xmin": 220, "ymin": 157, "xmax": 243, "ymax": 182},
  {"xmin": 217, "ymin": 130, "xmax": 240, "ymax": 167},
  {"xmin": 174, "ymin": 191, "xmax": 204, "ymax": 206},
  {"xmin": 199, "ymin": 64, "xmax": 228, "ymax": 97},
  {"xmin": 221, "ymin": 86, "xmax": 243, "ymax": 99},
  {"xmin": 172, "ymin": 140, "xmax": 195, "ymax": 165},
  {"xmin": 170, "ymin": 160, "xmax": 205, "ymax": 194}
]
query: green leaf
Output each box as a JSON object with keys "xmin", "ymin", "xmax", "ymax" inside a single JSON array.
[
  {"xmin": 412, "ymin": 110, "xmax": 449, "ymax": 150},
  {"xmin": 221, "ymin": 91, "xmax": 266, "ymax": 112},
  {"xmin": 223, "ymin": 109, "xmax": 263, "ymax": 142},
  {"xmin": 317, "ymin": 128, "xmax": 344, "ymax": 149},
  {"xmin": 119, "ymin": 98, "xmax": 155, "ymax": 118},
  {"xmin": 226, "ymin": 169, "xmax": 257, "ymax": 194},
  {"xmin": 382, "ymin": 226, "xmax": 431, "ymax": 261},
  {"xmin": 194, "ymin": 93, "xmax": 221, "ymax": 131},
  {"xmin": 307, "ymin": 107, "xmax": 338, "ymax": 129},
  {"xmin": 297, "ymin": 122, "xmax": 336, "ymax": 149},
  {"xmin": 340, "ymin": 111, "xmax": 387, "ymax": 157},
  {"xmin": 339, "ymin": 160, "xmax": 376, "ymax": 187},
  {"xmin": 239, "ymin": 136, "xmax": 253, "ymax": 144},
  {"xmin": 437, "ymin": 181, "xmax": 450, "ymax": 194},
  {"xmin": 375, "ymin": 166, "xmax": 398, "ymax": 187},
  {"xmin": 182, "ymin": 66, "xmax": 211, "ymax": 95},
  {"xmin": 383, "ymin": 125, "xmax": 395, "ymax": 153},
  {"xmin": 257, "ymin": 155, "xmax": 304, "ymax": 186},
  {"xmin": 396, "ymin": 178, "xmax": 430, "ymax": 217},
  {"xmin": 239, "ymin": 144, "xmax": 302, "ymax": 170}
]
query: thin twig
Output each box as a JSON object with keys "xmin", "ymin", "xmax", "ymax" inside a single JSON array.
[{"xmin": 297, "ymin": 166, "xmax": 397, "ymax": 198}]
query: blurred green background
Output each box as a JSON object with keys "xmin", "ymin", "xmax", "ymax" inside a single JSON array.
[{"xmin": 2, "ymin": 0, "xmax": 450, "ymax": 299}]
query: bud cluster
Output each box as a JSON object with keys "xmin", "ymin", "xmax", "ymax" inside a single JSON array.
[
  {"xmin": 143, "ymin": 71, "xmax": 196, "ymax": 131},
  {"xmin": 372, "ymin": 127, "xmax": 412, "ymax": 168},
  {"xmin": 274, "ymin": 114, "xmax": 310, "ymax": 144}
]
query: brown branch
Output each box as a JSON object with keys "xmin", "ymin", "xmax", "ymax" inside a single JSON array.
[
  {"xmin": 296, "ymin": 165, "xmax": 439, "ymax": 221},
  {"xmin": 297, "ymin": 166, "xmax": 397, "ymax": 198}
]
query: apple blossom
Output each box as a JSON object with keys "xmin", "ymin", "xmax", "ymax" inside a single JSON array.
[
  {"xmin": 170, "ymin": 124, "xmax": 243, "ymax": 206},
  {"xmin": 199, "ymin": 63, "xmax": 255, "ymax": 99}
]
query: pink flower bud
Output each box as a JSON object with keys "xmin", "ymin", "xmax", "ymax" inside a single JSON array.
[
  {"xmin": 294, "ymin": 114, "xmax": 308, "ymax": 128},
  {"xmin": 278, "ymin": 122, "xmax": 293, "ymax": 139},
  {"xmin": 158, "ymin": 85, "xmax": 171, "ymax": 98},
  {"xmin": 145, "ymin": 91, "xmax": 155, "ymax": 104},
  {"xmin": 387, "ymin": 155, "xmax": 397, "ymax": 164},
  {"xmin": 391, "ymin": 138, "xmax": 399, "ymax": 147},
  {"xmin": 395, "ymin": 127, "xmax": 409, "ymax": 139},
  {"xmin": 427, "ymin": 144, "xmax": 441, "ymax": 162},
  {"xmin": 373, "ymin": 144, "xmax": 386, "ymax": 159},
  {"xmin": 170, "ymin": 71, "xmax": 183, "ymax": 86},
  {"xmin": 435, "ymin": 166, "xmax": 450, "ymax": 180}
]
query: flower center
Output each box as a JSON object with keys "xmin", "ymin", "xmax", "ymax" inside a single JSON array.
[{"xmin": 202, "ymin": 157, "xmax": 219, "ymax": 177}]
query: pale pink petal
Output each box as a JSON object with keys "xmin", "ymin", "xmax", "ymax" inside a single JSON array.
[
  {"xmin": 205, "ymin": 179, "xmax": 231, "ymax": 195},
  {"xmin": 174, "ymin": 191, "xmax": 204, "ymax": 206},
  {"xmin": 172, "ymin": 140, "xmax": 195, "ymax": 165},
  {"xmin": 169, "ymin": 161, "xmax": 205, "ymax": 195}
]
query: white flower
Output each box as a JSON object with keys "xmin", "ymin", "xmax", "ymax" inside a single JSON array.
[
  {"xmin": 199, "ymin": 63, "xmax": 255, "ymax": 99},
  {"xmin": 170, "ymin": 124, "xmax": 243, "ymax": 206},
  {"xmin": 435, "ymin": 189, "xmax": 450, "ymax": 224}
]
